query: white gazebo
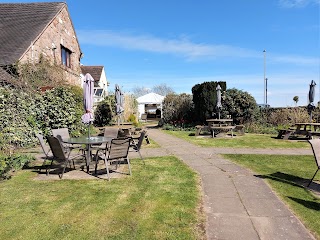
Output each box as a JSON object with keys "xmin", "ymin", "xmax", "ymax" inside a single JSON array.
[{"xmin": 137, "ymin": 92, "xmax": 165, "ymax": 119}]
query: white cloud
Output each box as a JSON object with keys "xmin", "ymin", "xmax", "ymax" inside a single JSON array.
[
  {"xmin": 78, "ymin": 30, "xmax": 318, "ymax": 66},
  {"xmin": 278, "ymin": 0, "xmax": 320, "ymax": 8},
  {"xmin": 270, "ymin": 54, "xmax": 319, "ymax": 65},
  {"xmin": 78, "ymin": 30, "xmax": 259, "ymax": 60}
]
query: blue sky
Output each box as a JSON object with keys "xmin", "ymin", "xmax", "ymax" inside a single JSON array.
[{"xmin": 3, "ymin": 0, "xmax": 320, "ymax": 107}]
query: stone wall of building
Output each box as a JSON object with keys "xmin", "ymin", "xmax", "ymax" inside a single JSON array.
[{"xmin": 20, "ymin": 6, "xmax": 82, "ymax": 86}]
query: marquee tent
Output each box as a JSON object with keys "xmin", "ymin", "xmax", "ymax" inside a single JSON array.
[{"xmin": 137, "ymin": 92, "xmax": 165, "ymax": 119}]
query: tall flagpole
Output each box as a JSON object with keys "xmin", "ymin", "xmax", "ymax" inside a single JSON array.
[{"xmin": 263, "ymin": 50, "xmax": 266, "ymax": 106}]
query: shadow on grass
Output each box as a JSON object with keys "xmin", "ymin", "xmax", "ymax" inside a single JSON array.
[
  {"xmin": 270, "ymin": 136, "xmax": 309, "ymax": 141},
  {"xmin": 255, "ymin": 171, "xmax": 320, "ymax": 192},
  {"xmin": 255, "ymin": 171, "xmax": 320, "ymax": 209},
  {"xmin": 23, "ymin": 159, "xmax": 80, "ymax": 176},
  {"xmin": 287, "ymin": 196, "xmax": 320, "ymax": 211}
]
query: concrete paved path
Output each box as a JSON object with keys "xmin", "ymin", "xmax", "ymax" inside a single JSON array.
[{"xmin": 145, "ymin": 129, "xmax": 315, "ymax": 240}]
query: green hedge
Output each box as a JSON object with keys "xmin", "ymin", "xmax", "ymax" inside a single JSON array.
[{"xmin": 0, "ymin": 86, "xmax": 85, "ymax": 153}]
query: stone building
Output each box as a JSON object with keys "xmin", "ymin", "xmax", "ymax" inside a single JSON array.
[{"xmin": 0, "ymin": 2, "xmax": 82, "ymax": 86}]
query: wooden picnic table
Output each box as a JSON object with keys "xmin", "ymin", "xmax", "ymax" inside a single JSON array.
[
  {"xmin": 211, "ymin": 125, "xmax": 236, "ymax": 138},
  {"xmin": 193, "ymin": 119, "xmax": 236, "ymax": 138},
  {"xmin": 206, "ymin": 119, "xmax": 233, "ymax": 127},
  {"xmin": 295, "ymin": 122, "xmax": 320, "ymax": 131},
  {"xmin": 277, "ymin": 123, "xmax": 320, "ymax": 140}
]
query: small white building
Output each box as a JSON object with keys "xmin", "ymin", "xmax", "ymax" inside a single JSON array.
[
  {"xmin": 137, "ymin": 92, "xmax": 165, "ymax": 119},
  {"xmin": 80, "ymin": 66, "xmax": 109, "ymax": 105}
]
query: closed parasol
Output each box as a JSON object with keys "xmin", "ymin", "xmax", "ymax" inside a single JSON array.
[
  {"xmin": 81, "ymin": 73, "xmax": 94, "ymax": 137},
  {"xmin": 216, "ymin": 84, "xmax": 222, "ymax": 119},
  {"xmin": 115, "ymin": 84, "xmax": 124, "ymax": 126},
  {"xmin": 308, "ymin": 80, "xmax": 316, "ymax": 122}
]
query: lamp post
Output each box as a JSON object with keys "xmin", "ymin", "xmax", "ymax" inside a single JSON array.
[{"xmin": 263, "ymin": 50, "xmax": 266, "ymax": 106}]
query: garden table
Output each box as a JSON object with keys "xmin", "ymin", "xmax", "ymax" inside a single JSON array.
[
  {"xmin": 206, "ymin": 119, "xmax": 233, "ymax": 127},
  {"xmin": 62, "ymin": 136, "xmax": 112, "ymax": 173},
  {"xmin": 205, "ymin": 119, "xmax": 235, "ymax": 137},
  {"xmin": 277, "ymin": 123, "xmax": 320, "ymax": 140},
  {"xmin": 295, "ymin": 123, "xmax": 320, "ymax": 139}
]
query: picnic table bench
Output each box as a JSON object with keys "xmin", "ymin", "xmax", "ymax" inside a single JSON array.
[
  {"xmin": 195, "ymin": 125, "xmax": 238, "ymax": 137},
  {"xmin": 211, "ymin": 125, "xmax": 236, "ymax": 137},
  {"xmin": 234, "ymin": 125, "xmax": 245, "ymax": 135},
  {"xmin": 307, "ymin": 131, "xmax": 320, "ymax": 139},
  {"xmin": 195, "ymin": 125, "xmax": 211, "ymax": 136},
  {"xmin": 277, "ymin": 129, "xmax": 296, "ymax": 140},
  {"xmin": 277, "ymin": 123, "xmax": 320, "ymax": 140}
]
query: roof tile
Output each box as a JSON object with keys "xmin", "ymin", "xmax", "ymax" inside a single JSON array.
[
  {"xmin": 0, "ymin": 2, "xmax": 65, "ymax": 65},
  {"xmin": 81, "ymin": 66, "xmax": 104, "ymax": 82}
]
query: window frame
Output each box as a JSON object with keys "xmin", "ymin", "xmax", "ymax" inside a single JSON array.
[{"xmin": 61, "ymin": 45, "xmax": 72, "ymax": 68}]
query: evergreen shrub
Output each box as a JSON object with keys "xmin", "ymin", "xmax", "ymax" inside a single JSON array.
[{"xmin": 0, "ymin": 153, "xmax": 34, "ymax": 180}]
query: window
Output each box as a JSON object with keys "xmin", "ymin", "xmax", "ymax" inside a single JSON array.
[
  {"xmin": 61, "ymin": 45, "xmax": 71, "ymax": 68},
  {"xmin": 94, "ymin": 88, "xmax": 104, "ymax": 97}
]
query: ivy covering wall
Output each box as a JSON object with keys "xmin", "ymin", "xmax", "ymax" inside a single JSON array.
[{"xmin": 0, "ymin": 86, "xmax": 85, "ymax": 154}]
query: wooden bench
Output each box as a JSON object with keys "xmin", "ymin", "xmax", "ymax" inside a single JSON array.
[
  {"xmin": 277, "ymin": 129, "xmax": 295, "ymax": 140},
  {"xmin": 308, "ymin": 131, "xmax": 320, "ymax": 139},
  {"xmin": 195, "ymin": 125, "xmax": 210, "ymax": 136},
  {"xmin": 211, "ymin": 126, "xmax": 236, "ymax": 138},
  {"xmin": 234, "ymin": 125, "xmax": 245, "ymax": 135}
]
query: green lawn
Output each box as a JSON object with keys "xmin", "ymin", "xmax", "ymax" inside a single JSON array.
[
  {"xmin": 0, "ymin": 156, "xmax": 205, "ymax": 240},
  {"xmin": 164, "ymin": 130, "xmax": 309, "ymax": 148},
  {"xmin": 223, "ymin": 154, "xmax": 320, "ymax": 239}
]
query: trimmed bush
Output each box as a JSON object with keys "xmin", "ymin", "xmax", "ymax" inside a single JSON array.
[
  {"xmin": 0, "ymin": 153, "xmax": 34, "ymax": 180},
  {"xmin": 192, "ymin": 81, "xmax": 227, "ymax": 123},
  {"xmin": 94, "ymin": 95, "xmax": 115, "ymax": 127}
]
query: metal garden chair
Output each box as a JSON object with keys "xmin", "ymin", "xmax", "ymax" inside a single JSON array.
[
  {"xmin": 35, "ymin": 133, "xmax": 51, "ymax": 158},
  {"xmin": 93, "ymin": 137, "xmax": 132, "ymax": 181},
  {"xmin": 46, "ymin": 136, "xmax": 79, "ymax": 179},
  {"xmin": 130, "ymin": 130, "xmax": 146, "ymax": 161}
]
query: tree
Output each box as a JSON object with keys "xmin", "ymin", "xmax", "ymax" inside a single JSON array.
[
  {"xmin": 123, "ymin": 94, "xmax": 138, "ymax": 121},
  {"xmin": 132, "ymin": 83, "xmax": 174, "ymax": 98},
  {"xmin": 162, "ymin": 93, "xmax": 194, "ymax": 124},
  {"xmin": 132, "ymin": 86, "xmax": 151, "ymax": 98},
  {"xmin": 293, "ymin": 96, "xmax": 299, "ymax": 106},
  {"xmin": 221, "ymin": 88, "xmax": 259, "ymax": 124},
  {"xmin": 152, "ymin": 83, "xmax": 174, "ymax": 96},
  {"xmin": 93, "ymin": 95, "xmax": 115, "ymax": 127},
  {"xmin": 192, "ymin": 81, "xmax": 227, "ymax": 123}
]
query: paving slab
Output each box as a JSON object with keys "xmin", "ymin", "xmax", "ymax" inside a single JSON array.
[
  {"xmin": 214, "ymin": 162, "xmax": 252, "ymax": 176},
  {"xmin": 202, "ymin": 175, "xmax": 239, "ymax": 198},
  {"xmin": 205, "ymin": 196, "xmax": 247, "ymax": 215},
  {"xmin": 207, "ymin": 213, "xmax": 260, "ymax": 240},
  {"xmin": 241, "ymin": 197, "xmax": 293, "ymax": 217},
  {"xmin": 251, "ymin": 216, "xmax": 315, "ymax": 240},
  {"xmin": 233, "ymin": 175, "xmax": 276, "ymax": 199},
  {"xmin": 191, "ymin": 165, "xmax": 222, "ymax": 175}
]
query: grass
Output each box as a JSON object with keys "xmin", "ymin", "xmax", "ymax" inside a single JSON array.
[
  {"xmin": 0, "ymin": 156, "xmax": 205, "ymax": 240},
  {"xmin": 164, "ymin": 130, "xmax": 310, "ymax": 148},
  {"xmin": 223, "ymin": 154, "xmax": 320, "ymax": 239}
]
